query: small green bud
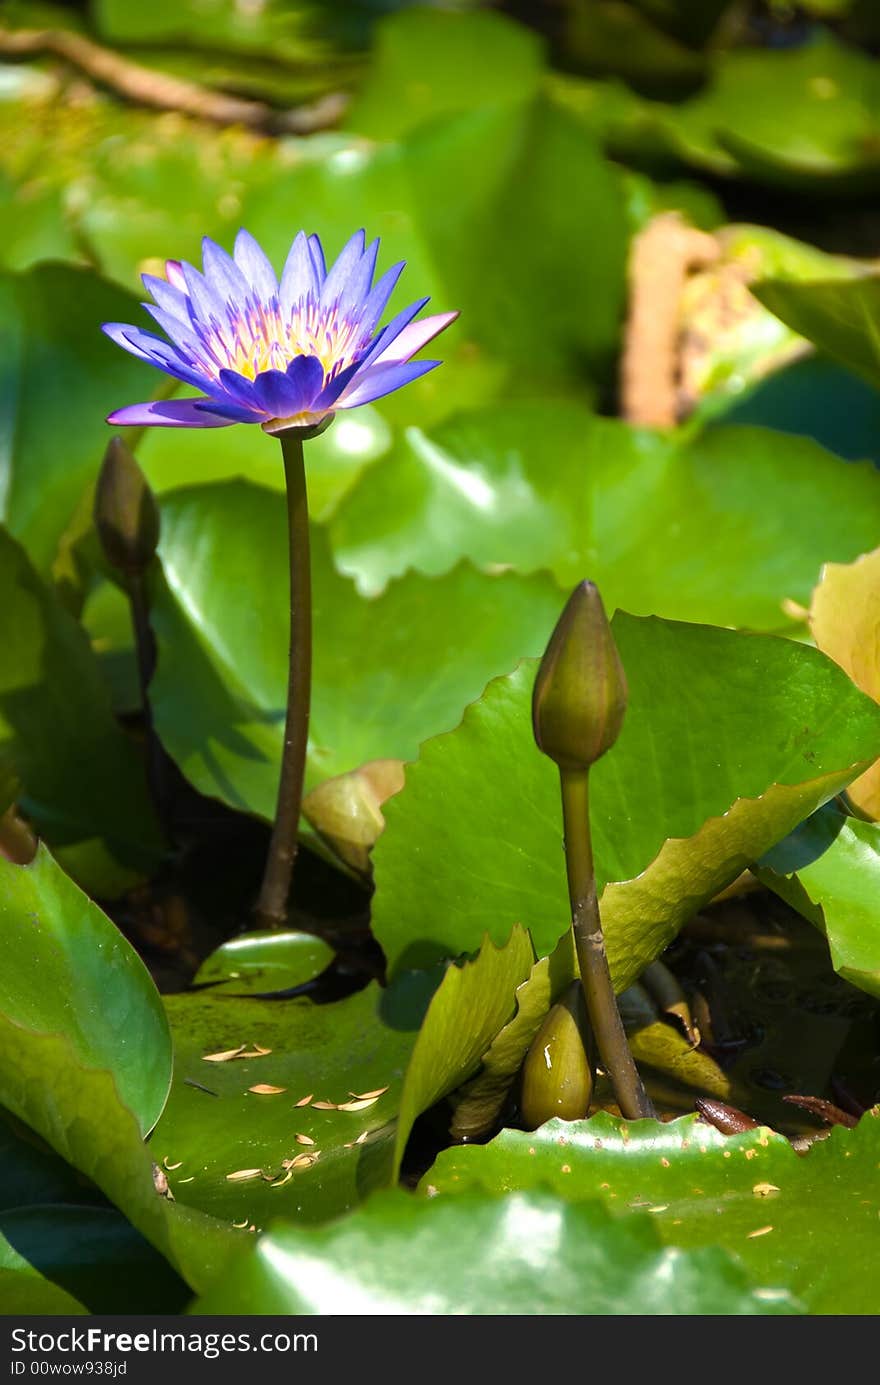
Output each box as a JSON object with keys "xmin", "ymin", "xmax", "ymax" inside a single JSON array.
[
  {"xmin": 94, "ymin": 437, "xmax": 160, "ymax": 577},
  {"xmin": 520, "ymin": 983, "xmax": 594, "ymax": 1129},
  {"xmin": 532, "ymin": 580, "xmax": 627, "ymax": 772}
]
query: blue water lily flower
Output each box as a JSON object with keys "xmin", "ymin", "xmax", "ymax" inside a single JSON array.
[{"xmin": 103, "ymin": 228, "xmax": 458, "ymax": 432}]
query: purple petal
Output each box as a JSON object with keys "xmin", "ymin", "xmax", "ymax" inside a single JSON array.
[
  {"xmin": 106, "ymin": 398, "xmax": 239, "ymax": 428},
  {"xmin": 320, "ymin": 230, "xmax": 366, "ymax": 307},
  {"xmin": 373, "ymin": 310, "xmax": 459, "ymax": 366},
  {"xmin": 250, "ymin": 356, "xmax": 324, "ymax": 418},
  {"xmin": 359, "ymin": 260, "xmax": 405, "ymax": 338},
  {"xmin": 312, "ymin": 358, "xmax": 364, "ymax": 411},
  {"xmin": 359, "ymin": 297, "xmax": 429, "ymax": 370},
  {"xmin": 251, "ymin": 370, "xmax": 307, "ymax": 417},
  {"xmin": 140, "ymin": 303, "xmax": 204, "ymax": 356},
  {"xmin": 233, "ymin": 229, "xmax": 278, "ymax": 301},
  {"xmin": 280, "ymin": 231, "xmax": 319, "ymax": 316},
  {"xmin": 336, "ymin": 358, "xmax": 439, "ymax": 409},
  {"xmin": 103, "ymin": 321, "xmax": 162, "ymax": 364},
  {"xmin": 218, "ymin": 368, "xmax": 262, "ymax": 410},
  {"xmin": 309, "ymin": 234, "xmax": 327, "ymax": 283},
  {"xmin": 103, "ymin": 323, "xmax": 215, "ymax": 394},
  {"xmin": 142, "ymin": 273, "xmax": 191, "ymax": 323},
  {"xmin": 337, "ymin": 238, "xmax": 379, "ymax": 318},
  {"xmin": 284, "ymin": 355, "xmax": 326, "ymax": 409},
  {"xmin": 201, "ymin": 236, "xmax": 250, "ymax": 308},
  {"xmin": 165, "ymin": 261, "xmax": 187, "ymax": 292},
  {"xmin": 180, "ymin": 261, "xmax": 226, "ymax": 328}
]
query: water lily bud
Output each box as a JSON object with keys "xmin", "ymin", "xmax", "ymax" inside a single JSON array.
[
  {"xmin": 520, "ymin": 983, "xmax": 594, "ymax": 1129},
  {"xmin": 532, "ymin": 580, "xmax": 627, "ymax": 772},
  {"xmin": 94, "ymin": 437, "xmax": 160, "ymax": 577}
]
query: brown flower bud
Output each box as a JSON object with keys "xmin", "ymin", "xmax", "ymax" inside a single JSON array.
[
  {"xmin": 532, "ymin": 580, "xmax": 627, "ymax": 772},
  {"xmin": 94, "ymin": 437, "xmax": 160, "ymax": 577},
  {"xmin": 520, "ymin": 983, "xmax": 594, "ymax": 1129}
]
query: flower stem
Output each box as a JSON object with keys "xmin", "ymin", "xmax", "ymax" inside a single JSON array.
[
  {"xmin": 559, "ymin": 768, "xmax": 655, "ymax": 1120},
  {"xmin": 128, "ymin": 569, "xmax": 167, "ymax": 824},
  {"xmin": 254, "ymin": 432, "xmax": 312, "ymax": 930}
]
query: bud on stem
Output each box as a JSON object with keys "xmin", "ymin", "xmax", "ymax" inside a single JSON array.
[
  {"xmin": 533, "ymin": 581, "xmax": 654, "ymax": 1121},
  {"xmin": 532, "ymin": 580, "xmax": 627, "ymax": 773},
  {"xmin": 94, "ymin": 437, "xmax": 160, "ymax": 578}
]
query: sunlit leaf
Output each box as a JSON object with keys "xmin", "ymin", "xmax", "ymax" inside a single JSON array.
[
  {"xmin": 372, "ymin": 619, "xmax": 880, "ymax": 979},
  {"xmin": 422, "ymin": 1110, "xmax": 880, "ymax": 1314},
  {"xmin": 190, "ymin": 1187, "xmax": 798, "ymax": 1315}
]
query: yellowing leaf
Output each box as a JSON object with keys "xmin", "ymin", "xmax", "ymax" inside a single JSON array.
[{"xmin": 810, "ymin": 546, "xmax": 880, "ymax": 819}]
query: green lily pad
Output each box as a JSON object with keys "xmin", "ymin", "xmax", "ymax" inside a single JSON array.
[
  {"xmin": 422, "ymin": 1110, "xmax": 880, "ymax": 1315},
  {"xmin": 0, "ymin": 846, "xmax": 171, "ymax": 1134},
  {"xmin": 0, "ymin": 265, "xmax": 154, "ymax": 574},
  {"xmin": 614, "ymin": 31, "xmax": 880, "ymax": 191},
  {"xmin": 329, "ymin": 403, "xmax": 880, "ymax": 629},
  {"xmin": 0, "ymin": 526, "xmax": 164, "ymax": 883},
  {"xmin": 754, "ymin": 274, "xmax": 880, "ymax": 397},
  {"xmin": 372, "ymin": 618, "xmax": 880, "ymax": 979},
  {"xmin": 194, "ymin": 931, "xmax": 336, "ymax": 996},
  {"xmin": 564, "ymin": 0, "xmax": 707, "ymax": 95},
  {"xmin": 0, "ymin": 1205, "xmax": 187, "ymax": 1314},
  {"xmin": 757, "ymin": 805, "xmax": 880, "ymax": 999},
  {"xmin": 190, "ymin": 1186, "xmax": 799, "ymax": 1315},
  {"xmin": 149, "ymin": 479, "xmax": 564, "ymax": 818},
  {"xmin": 136, "ymin": 405, "xmax": 392, "ymax": 523},
  {"xmin": 345, "ymin": 8, "xmax": 543, "ymax": 140},
  {"xmin": 392, "ymin": 927, "xmax": 535, "ymax": 1177},
  {"xmin": 151, "ymin": 974, "xmax": 437, "ymax": 1227}
]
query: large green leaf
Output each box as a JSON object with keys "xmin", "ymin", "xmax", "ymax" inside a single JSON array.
[
  {"xmin": 757, "ymin": 805, "xmax": 880, "ymax": 999},
  {"xmin": 372, "ymin": 619, "xmax": 880, "ymax": 979},
  {"xmin": 0, "ymin": 846, "xmax": 171, "ymax": 1133},
  {"xmin": 190, "ymin": 1187, "xmax": 798, "ymax": 1315},
  {"xmin": 136, "ymin": 405, "xmax": 392, "ymax": 522},
  {"xmin": 345, "ymin": 8, "xmax": 543, "ymax": 140},
  {"xmin": 149, "ymin": 479, "xmax": 563, "ymax": 817},
  {"xmin": 151, "ymin": 974, "xmax": 436, "ymax": 1228},
  {"xmin": 402, "ymin": 96, "xmax": 627, "ymax": 382},
  {"xmin": 422, "ymin": 1111, "xmax": 880, "ymax": 1314},
  {"xmin": 329, "ymin": 403, "xmax": 880, "ymax": 629},
  {"xmin": 610, "ymin": 31, "xmax": 880, "ymax": 192},
  {"xmin": 0, "ymin": 527, "xmax": 163, "ymax": 880},
  {"xmin": 0, "ymin": 265, "xmax": 154, "ymax": 573}
]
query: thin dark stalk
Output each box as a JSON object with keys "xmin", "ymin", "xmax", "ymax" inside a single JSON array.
[
  {"xmin": 560, "ymin": 768, "xmax": 655, "ymax": 1120},
  {"xmin": 254, "ymin": 432, "xmax": 311, "ymax": 929},
  {"xmin": 128, "ymin": 570, "xmax": 166, "ymax": 823}
]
